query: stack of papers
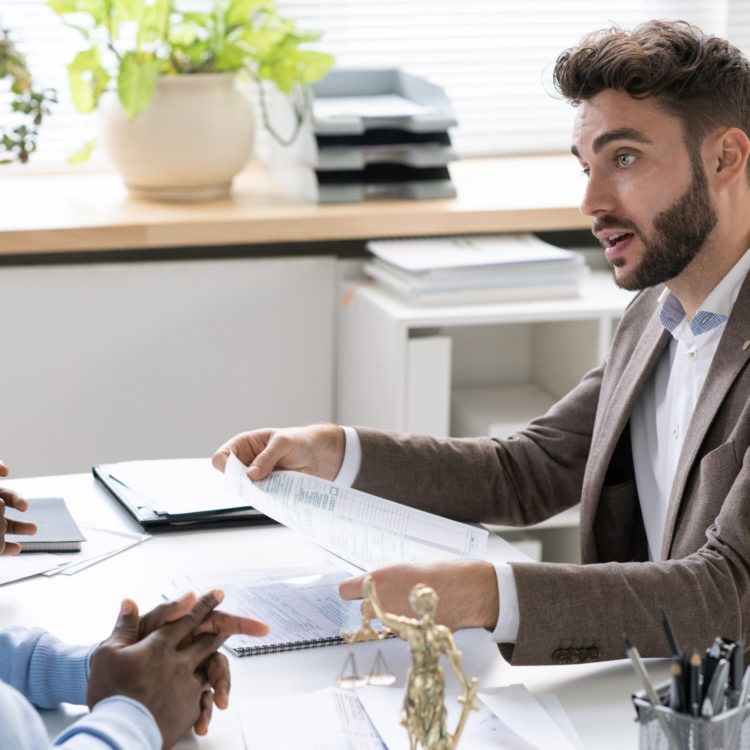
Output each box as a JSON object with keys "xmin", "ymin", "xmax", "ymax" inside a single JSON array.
[
  {"xmin": 364, "ymin": 234, "xmax": 588, "ymax": 306},
  {"xmin": 0, "ymin": 525, "xmax": 149, "ymax": 584}
]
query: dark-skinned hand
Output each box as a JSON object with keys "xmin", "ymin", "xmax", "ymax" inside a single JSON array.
[
  {"xmin": 88, "ymin": 590, "xmax": 269, "ymax": 747},
  {"xmin": 0, "ymin": 461, "xmax": 37, "ymax": 555}
]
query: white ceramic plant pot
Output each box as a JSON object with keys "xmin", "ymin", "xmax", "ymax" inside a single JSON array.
[{"xmin": 99, "ymin": 72, "xmax": 255, "ymax": 201}]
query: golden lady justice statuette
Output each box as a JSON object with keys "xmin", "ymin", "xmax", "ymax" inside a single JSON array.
[{"xmin": 342, "ymin": 575, "xmax": 479, "ymax": 750}]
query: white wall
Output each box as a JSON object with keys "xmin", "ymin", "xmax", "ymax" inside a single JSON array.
[{"xmin": 0, "ymin": 255, "xmax": 337, "ymax": 477}]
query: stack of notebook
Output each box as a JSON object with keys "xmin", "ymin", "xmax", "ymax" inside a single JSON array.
[
  {"xmin": 364, "ymin": 233, "xmax": 589, "ymax": 305},
  {"xmin": 268, "ymin": 68, "xmax": 458, "ymax": 203}
]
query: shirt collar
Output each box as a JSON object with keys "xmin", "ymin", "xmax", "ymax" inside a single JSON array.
[{"xmin": 658, "ymin": 247, "xmax": 750, "ymax": 335}]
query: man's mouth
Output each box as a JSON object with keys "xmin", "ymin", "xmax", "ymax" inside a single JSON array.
[{"xmin": 606, "ymin": 231, "xmax": 634, "ymax": 247}]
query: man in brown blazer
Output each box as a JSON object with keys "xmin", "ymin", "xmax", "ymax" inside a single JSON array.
[{"xmin": 214, "ymin": 20, "xmax": 750, "ymax": 666}]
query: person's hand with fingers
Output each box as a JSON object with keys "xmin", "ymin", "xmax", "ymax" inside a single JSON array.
[
  {"xmin": 212, "ymin": 424, "xmax": 345, "ymax": 482},
  {"xmin": 0, "ymin": 462, "xmax": 37, "ymax": 555},
  {"xmin": 339, "ymin": 559, "xmax": 500, "ymax": 633},
  {"xmin": 136, "ymin": 589, "xmax": 270, "ymax": 734},
  {"xmin": 88, "ymin": 589, "xmax": 269, "ymax": 749}
]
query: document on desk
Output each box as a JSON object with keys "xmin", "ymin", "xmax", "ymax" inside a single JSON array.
[
  {"xmin": 224, "ymin": 453, "xmax": 488, "ymax": 571},
  {"xmin": 168, "ymin": 456, "xmax": 488, "ymax": 655},
  {"xmin": 170, "ymin": 563, "xmax": 365, "ymax": 656},
  {"xmin": 240, "ymin": 683, "xmax": 584, "ymax": 750},
  {"xmin": 240, "ymin": 687, "xmax": 386, "ymax": 749}
]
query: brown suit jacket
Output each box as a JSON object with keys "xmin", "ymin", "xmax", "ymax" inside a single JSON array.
[{"xmin": 352, "ymin": 274, "xmax": 750, "ymax": 665}]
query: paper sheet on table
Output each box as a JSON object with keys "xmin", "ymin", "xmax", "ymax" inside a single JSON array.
[
  {"xmin": 240, "ymin": 687, "xmax": 386, "ymax": 749},
  {"xmin": 240, "ymin": 684, "xmax": 579, "ymax": 750},
  {"xmin": 224, "ymin": 453, "xmax": 487, "ymax": 571},
  {"xmin": 478, "ymin": 684, "xmax": 583, "ymax": 750},
  {"xmin": 44, "ymin": 526, "xmax": 149, "ymax": 576},
  {"xmin": 535, "ymin": 693, "xmax": 586, "ymax": 750},
  {"xmin": 100, "ymin": 457, "xmax": 248, "ymax": 515},
  {"xmin": 0, "ymin": 553, "xmax": 67, "ymax": 584},
  {"xmin": 357, "ymin": 684, "xmax": 539, "ymax": 750}
]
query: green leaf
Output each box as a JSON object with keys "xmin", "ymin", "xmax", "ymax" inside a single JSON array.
[
  {"xmin": 66, "ymin": 137, "xmax": 98, "ymax": 163},
  {"xmin": 117, "ymin": 52, "xmax": 161, "ymax": 120},
  {"xmin": 293, "ymin": 50, "xmax": 334, "ymax": 84},
  {"xmin": 140, "ymin": 0, "xmax": 170, "ymax": 45},
  {"xmin": 225, "ymin": 0, "xmax": 269, "ymax": 28},
  {"xmin": 213, "ymin": 38, "xmax": 247, "ymax": 71},
  {"xmin": 47, "ymin": 0, "xmax": 109, "ymax": 26},
  {"xmin": 113, "ymin": 0, "xmax": 145, "ymax": 23},
  {"xmin": 67, "ymin": 47, "xmax": 110, "ymax": 112}
]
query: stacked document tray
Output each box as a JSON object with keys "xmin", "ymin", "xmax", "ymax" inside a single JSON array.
[{"xmin": 268, "ymin": 68, "xmax": 458, "ymax": 203}]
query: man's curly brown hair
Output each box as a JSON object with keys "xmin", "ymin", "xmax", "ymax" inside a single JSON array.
[{"xmin": 553, "ymin": 19, "xmax": 750, "ymax": 160}]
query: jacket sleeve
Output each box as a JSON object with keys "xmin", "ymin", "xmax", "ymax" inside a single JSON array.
[
  {"xmin": 353, "ymin": 362, "xmax": 603, "ymax": 527},
  {"xmin": 506, "ymin": 444, "xmax": 750, "ymax": 665}
]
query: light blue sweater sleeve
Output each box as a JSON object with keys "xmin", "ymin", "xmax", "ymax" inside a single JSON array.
[{"xmin": 0, "ymin": 626, "xmax": 161, "ymax": 750}]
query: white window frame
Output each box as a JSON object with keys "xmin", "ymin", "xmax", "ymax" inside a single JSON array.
[{"xmin": 0, "ymin": 1, "xmax": 746, "ymax": 171}]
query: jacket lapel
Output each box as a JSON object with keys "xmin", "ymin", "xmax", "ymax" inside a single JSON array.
[
  {"xmin": 580, "ymin": 293, "xmax": 670, "ymax": 558},
  {"xmin": 661, "ymin": 277, "xmax": 750, "ymax": 557}
]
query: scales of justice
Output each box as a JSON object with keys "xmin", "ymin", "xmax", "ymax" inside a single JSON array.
[{"xmin": 338, "ymin": 575, "xmax": 479, "ymax": 750}]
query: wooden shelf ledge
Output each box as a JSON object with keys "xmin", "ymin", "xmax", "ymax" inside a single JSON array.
[{"xmin": 0, "ymin": 154, "xmax": 589, "ymax": 255}]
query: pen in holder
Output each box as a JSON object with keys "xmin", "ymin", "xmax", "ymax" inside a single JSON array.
[
  {"xmin": 633, "ymin": 682, "xmax": 750, "ymax": 750},
  {"xmin": 627, "ymin": 618, "xmax": 750, "ymax": 750}
]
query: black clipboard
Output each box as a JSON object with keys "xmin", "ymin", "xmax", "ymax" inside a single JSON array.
[{"xmin": 92, "ymin": 459, "xmax": 272, "ymax": 532}]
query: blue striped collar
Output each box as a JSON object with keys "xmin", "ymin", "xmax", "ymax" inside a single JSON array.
[{"xmin": 659, "ymin": 294, "xmax": 727, "ymax": 335}]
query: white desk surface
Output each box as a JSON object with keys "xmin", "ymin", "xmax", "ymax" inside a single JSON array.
[{"xmin": 0, "ymin": 471, "xmax": 667, "ymax": 749}]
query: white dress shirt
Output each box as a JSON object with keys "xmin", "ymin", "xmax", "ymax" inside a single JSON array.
[{"xmin": 335, "ymin": 248, "xmax": 750, "ymax": 643}]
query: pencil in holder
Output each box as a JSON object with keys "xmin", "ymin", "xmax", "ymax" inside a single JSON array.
[{"xmin": 634, "ymin": 695, "xmax": 750, "ymax": 750}]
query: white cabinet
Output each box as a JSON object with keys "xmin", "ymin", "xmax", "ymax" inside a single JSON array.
[
  {"xmin": 0, "ymin": 255, "xmax": 337, "ymax": 477},
  {"xmin": 337, "ymin": 270, "xmax": 635, "ymax": 561}
]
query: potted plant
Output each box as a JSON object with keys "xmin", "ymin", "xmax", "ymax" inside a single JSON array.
[
  {"xmin": 48, "ymin": 0, "xmax": 334, "ymax": 200},
  {"xmin": 0, "ymin": 26, "xmax": 57, "ymax": 164}
]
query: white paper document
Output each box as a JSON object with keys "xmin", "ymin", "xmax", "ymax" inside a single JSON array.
[
  {"xmin": 101, "ymin": 457, "xmax": 249, "ymax": 515},
  {"xmin": 0, "ymin": 526, "xmax": 149, "ymax": 584},
  {"xmin": 44, "ymin": 526, "xmax": 149, "ymax": 576},
  {"xmin": 224, "ymin": 453, "xmax": 488, "ymax": 571},
  {"xmin": 314, "ymin": 94, "xmax": 429, "ymax": 120},
  {"xmin": 169, "ymin": 564, "xmax": 364, "ymax": 656},
  {"xmin": 241, "ymin": 687, "xmax": 387, "ymax": 749},
  {"xmin": 0, "ymin": 553, "xmax": 67, "ymax": 584},
  {"xmin": 240, "ymin": 683, "xmax": 583, "ymax": 750}
]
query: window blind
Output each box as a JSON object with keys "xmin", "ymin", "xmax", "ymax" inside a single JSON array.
[{"xmin": 0, "ymin": 0, "xmax": 744, "ymax": 170}]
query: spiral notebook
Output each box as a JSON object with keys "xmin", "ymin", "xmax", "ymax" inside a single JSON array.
[{"xmin": 168, "ymin": 564, "xmax": 365, "ymax": 656}]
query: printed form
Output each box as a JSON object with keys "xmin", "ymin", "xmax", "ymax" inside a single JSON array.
[
  {"xmin": 224, "ymin": 452, "xmax": 488, "ymax": 571},
  {"xmin": 168, "ymin": 456, "xmax": 490, "ymax": 656}
]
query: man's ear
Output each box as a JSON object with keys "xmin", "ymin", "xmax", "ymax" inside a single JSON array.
[{"xmin": 712, "ymin": 127, "xmax": 750, "ymax": 189}]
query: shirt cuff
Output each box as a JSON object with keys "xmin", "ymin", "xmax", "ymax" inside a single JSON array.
[
  {"xmin": 54, "ymin": 695, "xmax": 162, "ymax": 749},
  {"xmin": 334, "ymin": 426, "xmax": 362, "ymax": 487},
  {"xmin": 491, "ymin": 563, "xmax": 520, "ymax": 643}
]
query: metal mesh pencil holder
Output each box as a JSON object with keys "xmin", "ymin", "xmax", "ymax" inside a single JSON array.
[{"xmin": 634, "ymin": 696, "xmax": 750, "ymax": 750}]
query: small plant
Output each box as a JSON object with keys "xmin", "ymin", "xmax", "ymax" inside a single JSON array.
[
  {"xmin": 0, "ymin": 27, "xmax": 57, "ymax": 164},
  {"xmin": 47, "ymin": 0, "xmax": 334, "ymax": 153}
]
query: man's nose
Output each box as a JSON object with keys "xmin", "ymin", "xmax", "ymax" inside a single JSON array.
[{"xmin": 579, "ymin": 172, "xmax": 615, "ymax": 217}]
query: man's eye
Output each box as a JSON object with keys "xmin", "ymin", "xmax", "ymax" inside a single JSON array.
[{"xmin": 616, "ymin": 154, "xmax": 636, "ymax": 167}]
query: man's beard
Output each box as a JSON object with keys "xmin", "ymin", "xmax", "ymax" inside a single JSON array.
[{"xmin": 597, "ymin": 160, "xmax": 718, "ymax": 291}]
